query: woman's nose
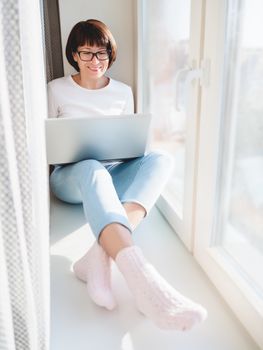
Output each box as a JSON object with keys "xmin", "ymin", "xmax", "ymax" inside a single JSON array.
[{"xmin": 91, "ymin": 55, "xmax": 100, "ymax": 63}]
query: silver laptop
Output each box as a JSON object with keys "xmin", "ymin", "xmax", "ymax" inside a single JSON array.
[{"xmin": 45, "ymin": 113, "xmax": 152, "ymax": 165}]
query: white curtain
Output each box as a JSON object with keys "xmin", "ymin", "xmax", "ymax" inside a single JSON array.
[{"xmin": 0, "ymin": 0, "xmax": 50, "ymax": 349}]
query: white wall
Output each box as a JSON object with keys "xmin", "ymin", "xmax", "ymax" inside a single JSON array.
[{"xmin": 58, "ymin": 0, "xmax": 136, "ymax": 93}]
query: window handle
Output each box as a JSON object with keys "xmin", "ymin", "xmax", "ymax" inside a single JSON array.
[{"xmin": 175, "ymin": 59, "xmax": 210, "ymax": 112}]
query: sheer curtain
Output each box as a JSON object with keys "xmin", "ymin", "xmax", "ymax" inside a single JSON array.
[{"xmin": 0, "ymin": 0, "xmax": 50, "ymax": 349}]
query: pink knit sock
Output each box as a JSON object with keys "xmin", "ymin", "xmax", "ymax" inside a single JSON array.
[
  {"xmin": 115, "ymin": 246, "xmax": 207, "ymax": 330},
  {"xmin": 72, "ymin": 241, "xmax": 117, "ymax": 311}
]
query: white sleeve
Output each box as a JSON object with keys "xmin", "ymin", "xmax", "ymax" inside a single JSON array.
[
  {"xmin": 47, "ymin": 83, "xmax": 59, "ymax": 118},
  {"xmin": 123, "ymin": 86, "xmax": 134, "ymax": 114}
]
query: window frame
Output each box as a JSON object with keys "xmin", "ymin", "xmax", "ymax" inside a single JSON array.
[
  {"xmin": 136, "ymin": 0, "xmax": 205, "ymax": 251},
  {"xmin": 194, "ymin": 0, "xmax": 263, "ymax": 347},
  {"xmin": 137, "ymin": 0, "xmax": 263, "ymax": 347}
]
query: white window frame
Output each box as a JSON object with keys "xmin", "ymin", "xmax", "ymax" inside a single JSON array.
[
  {"xmin": 194, "ymin": 0, "xmax": 263, "ymax": 348},
  {"xmin": 136, "ymin": 0, "xmax": 206, "ymax": 251},
  {"xmin": 136, "ymin": 0, "xmax": 263, "ymax": 347}
]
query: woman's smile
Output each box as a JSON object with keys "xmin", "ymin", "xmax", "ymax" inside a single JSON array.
[{"xmin": 87, "ymin": 65, "xmax": 102, "ymax": 72}]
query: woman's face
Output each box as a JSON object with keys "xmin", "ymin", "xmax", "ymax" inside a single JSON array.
[{"xmin": 72, "ymin": 44, "xmax": 109, "ymax": 79}]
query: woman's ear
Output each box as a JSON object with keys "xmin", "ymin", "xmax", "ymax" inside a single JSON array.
[{"xmin": 72, "ymin": 51, "xmax": 78, "ymax": 62}]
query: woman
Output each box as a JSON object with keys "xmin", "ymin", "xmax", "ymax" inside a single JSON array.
[{"xmin": 48, "ymin": 19, "xmax": 207, "ymax": 330}]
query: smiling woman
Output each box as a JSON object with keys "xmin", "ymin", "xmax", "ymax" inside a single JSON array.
[
  {"xmin": 66, "ymin": 19, "xmax": 117, "ymax": 70},
  {"xmin": 66, "ymin": 19, "xmax": 113, "ymax": 89},
  {"xmin": 47, "ymin": 18, "xmax": 207, "ymax": 330},
  {"xmin": 47, "ymin": 19, "xmax": 133, "ymax": 117},
  {"xmin": 71, "ymin": 45, "xmax": 110, "ymax": 89},
  {"xmin": 65, "ymin": 19, "xmax": 117, "ymax": 89}
]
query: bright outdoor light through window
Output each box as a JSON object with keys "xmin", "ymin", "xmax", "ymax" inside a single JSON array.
[
  {"xmin": 214, "ymin": 0, "xmax": 263, "ymax": 293},
  {"xmin": 142, "ymin": 0, "xmax": 191, "ymax": 216}
]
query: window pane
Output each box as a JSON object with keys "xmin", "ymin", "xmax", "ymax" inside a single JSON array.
[
  {"xmin": 215, "ymin": 0, "xmax": 263, "ymax": 293},
  {"xmin": 142, "ymin": 0, "xmax": 191, "ymax": 216}
]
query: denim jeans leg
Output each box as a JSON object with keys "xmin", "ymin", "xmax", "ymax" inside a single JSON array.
[
  {"xmin": 50, "ymin": 159, "xmax": 132, "ymax": 240},
  {"xmin": 108, "ymin": 151, "xmax": 175, "ymax": 216}
]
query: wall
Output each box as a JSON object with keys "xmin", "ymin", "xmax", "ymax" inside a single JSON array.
[{"xmin": 58, "ymin": 0, "xmax": 136, "ymax": 93}]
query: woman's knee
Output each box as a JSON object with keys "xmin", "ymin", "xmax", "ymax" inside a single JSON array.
[
  {"xmin": 75, "ymin": 159, "xmax": 104, "ymax": 175},
  {"xmin": 75, "ymin": 159, "xmax": 111, "ymax": 183},
  {"xmin": 144, "ymin": 151, "xmax": 175, "ymax": 173}
]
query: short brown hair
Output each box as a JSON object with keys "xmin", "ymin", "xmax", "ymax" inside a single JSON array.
[{"xmin": 66, "ymin": 19, "xmax": 117, "ymax": 72}]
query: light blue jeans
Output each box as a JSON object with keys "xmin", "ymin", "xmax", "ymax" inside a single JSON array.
[{"xmin": 50, "ymin": 151, "xmax": 174, "ymax": 241}]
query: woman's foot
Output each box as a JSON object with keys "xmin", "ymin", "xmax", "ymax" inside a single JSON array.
[
  {"xmin": 115, "ymin": 246, "xmax": 207, "ymax": 330},
  {"xmin": 73, "ymin": 241, "xmax": 117, "ymax": 311}
]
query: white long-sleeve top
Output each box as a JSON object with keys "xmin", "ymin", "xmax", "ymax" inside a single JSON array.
[{"xmin": 47, "ymin": 75, "xmax": 134, "ymax": 118}]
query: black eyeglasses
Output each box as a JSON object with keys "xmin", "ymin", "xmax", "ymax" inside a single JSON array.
[{"xmin": 77, "ymin": 50, "xmax": 111, "ymax": 62}]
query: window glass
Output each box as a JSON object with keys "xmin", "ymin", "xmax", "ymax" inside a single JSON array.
[
  {"xmin": 215, "ymin": 0, "xmax": 263, "ymax": 292},
  {"xmin": 142, "ymin": 0, "xmax": 191, "ymax": 216}
]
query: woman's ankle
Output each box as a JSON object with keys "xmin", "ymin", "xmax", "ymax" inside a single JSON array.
[{"xmin": 99, "ymin": 223, "xmax": 134, "ymax": 259}]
